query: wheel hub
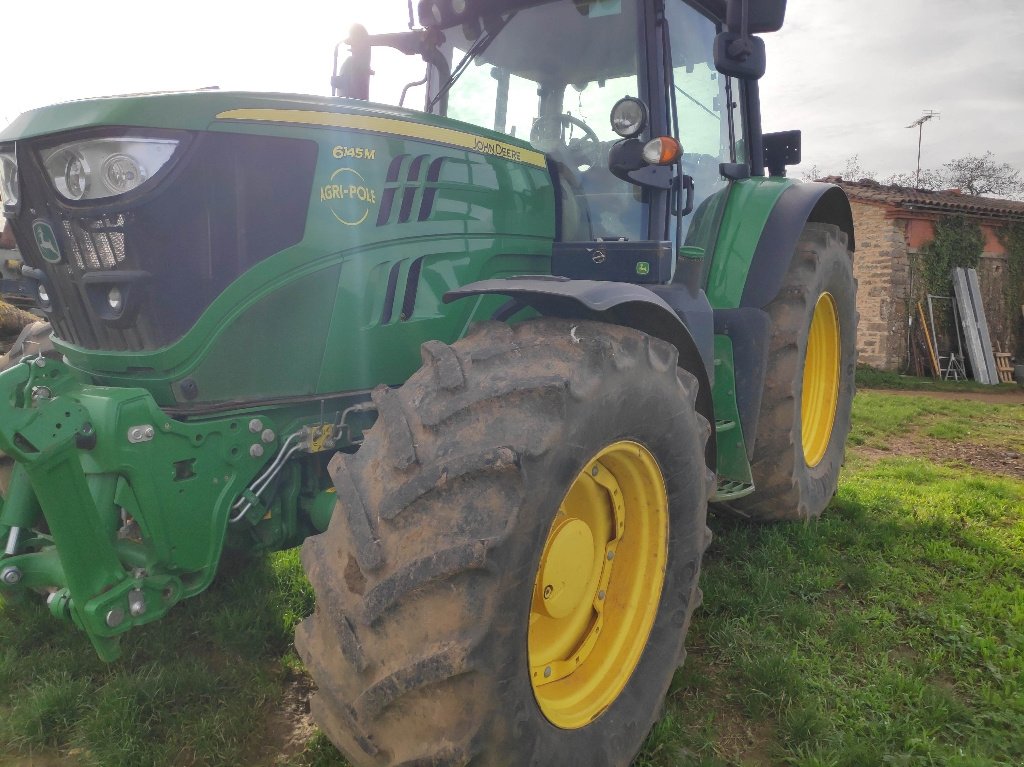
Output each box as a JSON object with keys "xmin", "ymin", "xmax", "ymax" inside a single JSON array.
[
  {"xmin": 528, "ymin": 441, "xmax": 668, "ymax": 729},
  {"xmin": 536, "ymin": 517, "xmax": 596, "ymax": 620},
  {"xmin": 802, "ymin": 292, "xmax": 841, "ymax": 467}
]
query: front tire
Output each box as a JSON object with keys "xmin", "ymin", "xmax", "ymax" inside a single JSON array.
[
  {"xmin": 731, "ymin": 222, "xmax": 857, "ymax": 521},
  {"xmin": 296, "ymin": 319, "xmax": 711, "ymax": 767}
]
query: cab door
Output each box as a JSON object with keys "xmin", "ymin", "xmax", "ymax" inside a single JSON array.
[{"xmin": 662, "ymin": 0, "xmax": 744, "ymax": 254}]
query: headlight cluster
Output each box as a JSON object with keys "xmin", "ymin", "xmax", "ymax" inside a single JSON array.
[
  {"xmin": 41, "ymin": 137, "xmax": 179, "ymax": 202},
  {"xmin": 0, "ymin": 151, "xmax": 18, "ymax": 209}
]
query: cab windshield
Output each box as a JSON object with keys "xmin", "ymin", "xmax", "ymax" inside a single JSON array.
[{"xmin": 441, "ymin": 0, "xmax": 645, "ymax": 242}]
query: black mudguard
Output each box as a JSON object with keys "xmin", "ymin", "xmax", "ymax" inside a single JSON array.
[
  {"xmin": 719, "ymin": 181, "xmax": 855, "ymax": 457},
  {"xmin": 740, "ymin": 182, "xmax": 854, "ymax": 309},
  {"xmin": 444, "ymin": 276, "xmax": 716, "ymax": 470},
  {"xmin": 713, "ymin": 307, "xmax": 771, "ymax": 461}
]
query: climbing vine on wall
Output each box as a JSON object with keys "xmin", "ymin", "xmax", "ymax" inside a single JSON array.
[
  {"xmin": 918, "ymin": 215, "xmax": 985, "ymax": 296},
  {"xmin": 1000, "ymin": 221, "xmax": 1024, "ymax": 327}
]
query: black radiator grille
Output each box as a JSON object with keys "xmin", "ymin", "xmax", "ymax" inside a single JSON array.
[{"xmin": 7, "ymin": 131, "xmax": 317, "ymax": 351}]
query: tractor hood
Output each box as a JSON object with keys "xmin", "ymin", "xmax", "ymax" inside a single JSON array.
[
  {"xmin": 0, "ymin": 91, "xmax": 555, "ymax": 407},
  {"xmin": 0, "ymin": 90, "xmax": 522, "ymax": 145}
]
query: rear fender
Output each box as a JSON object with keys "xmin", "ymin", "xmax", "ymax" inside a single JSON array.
[
  {"xmin": 706, "ymin": 180, "xmax": 854, "ymax": 310},
  {"xmin": 702, "ymin": 180, "xmax": 854, "ymax": 490},
  {"xmin": 740, "ymin": 182, "xmax": 855, "ymax": 308},
  {"xmin": 444, "ymin": 277, "xmax": 716, "ymax": 469}
]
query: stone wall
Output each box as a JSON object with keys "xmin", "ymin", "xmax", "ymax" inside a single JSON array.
[
  {"xmin": 849, "ymin": 201, "xmax": 910, "ymax": 369},
  {"xmin": 975, "ymin": 253, "xmax": 1017, "ymax": 357},
  {"xmin": 849, "ymin": 199, "xmax": 1019, "ymax": 371}
]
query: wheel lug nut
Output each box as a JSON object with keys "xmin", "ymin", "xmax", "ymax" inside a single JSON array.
[
  {"xmin": 607, "ymin": 551, "xmax": 615, "ymax": 561},
  {"xmin": 591, "ymin": 466, "xmax": 599, "ymax": 476},
  {"xmin": 543, "ymin": 585, "xmax": 553, "ymax": 599},
  {"xmin": 544, "ymin": 666, "xmax": 552, "ymax": 678}
]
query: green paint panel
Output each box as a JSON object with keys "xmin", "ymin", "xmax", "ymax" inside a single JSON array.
[
  {"xmin": 704, "ymin": 178, "xmax": 799, "ymax": 499},
  {"xmin": 0, "ymin": 358, "xmax": 278, "ymax": 658},
  {"xmin": 186, "ymin": 267, "xmax": 340, "ymax": 402},
  {"xmin": 709, "ymin": 335, "xmax": 754, "ymax": 498},
  {"xmin": 704, "ymin": 176, "xmax": 795, "ymax": 309}
]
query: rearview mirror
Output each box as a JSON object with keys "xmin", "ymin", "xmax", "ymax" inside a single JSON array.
[{"xmin": 713, "ymin": 31, "xmax": 766, "ymax": 79}]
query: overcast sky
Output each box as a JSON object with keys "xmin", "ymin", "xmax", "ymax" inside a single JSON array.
[{"xmin": 3, "ymin": 0, "xmax": 1022, "ymax": 181}]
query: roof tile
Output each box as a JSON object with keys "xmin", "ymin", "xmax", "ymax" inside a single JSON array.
[{"xmin": 824, "ymin": 178, "xmax": 1024, "ymax": 221}]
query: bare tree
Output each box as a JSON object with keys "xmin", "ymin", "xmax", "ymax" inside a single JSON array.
[
  {"xmin": 801, "ymin": 154, "xmax": 876, "ymax": 183},
  {"xmin": 882, "ymin": 168, "xmax": 941, "ymax": 190},
  {"xmin": 840, "ymin": 155, "xmax": 877, "ymax": 183},
  {"xmin": 805, "ymin": 152, "xmax": 1024, "ymax": 200},
  {"xmin": 934, "ymin": 152, "xmax": 1024, "ymax": 199}
]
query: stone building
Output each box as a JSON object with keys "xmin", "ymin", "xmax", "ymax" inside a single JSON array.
[{"xmin": 826, "ymin": 178, "xmax": 1024, "ymax": 371}]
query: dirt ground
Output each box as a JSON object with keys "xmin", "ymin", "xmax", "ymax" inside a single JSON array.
[
  {"xmin": 859, "ymin": 387, "xmax": 1023, "ymax": 480},
  {"xmin": 857, "ymin": 437, "xmax": 1023, "ymax": 480},
  {"xmin": 872, "ymin": 387, "xmax": 1024, "ymax": 404}
]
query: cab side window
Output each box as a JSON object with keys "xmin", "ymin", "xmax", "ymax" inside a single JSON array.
[{"xmin": 666, "ymin": 1, "xmax": 737, "ymax": 245}]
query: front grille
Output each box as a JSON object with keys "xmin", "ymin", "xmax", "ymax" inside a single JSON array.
[
  {"xmin": 10, "ymin": 131, "xmax": 317, "ymax": 351},
  {"xmin": 62, "ymin": 214, "xmax": 128, "ymax": 271}
]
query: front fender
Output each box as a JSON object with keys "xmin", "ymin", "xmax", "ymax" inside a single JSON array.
[{"xmin": 444, "ymin": 276, "xmax": 716, "ymax": 469}]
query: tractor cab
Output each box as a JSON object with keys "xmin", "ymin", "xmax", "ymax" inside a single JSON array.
[
  {"xmin": 439, "ymin": 1, "xmax": 658, "ymax": 243},
  {"xmin": 340, "ymin": 0, "xmax": 785, "ymax": 268}
]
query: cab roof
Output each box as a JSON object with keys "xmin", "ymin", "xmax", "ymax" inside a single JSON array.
[{"xmin": 419, "ymin": 0, "xmax": 786, "ymax": 34}]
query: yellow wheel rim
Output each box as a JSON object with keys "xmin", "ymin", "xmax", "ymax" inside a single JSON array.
[
  {"xmin": 528, "ymin": 441, "xmax": 668, "ymax": 729},
  {"xmin": 801, "ymin": 292, "xmax": 841, "ymax": 467}
]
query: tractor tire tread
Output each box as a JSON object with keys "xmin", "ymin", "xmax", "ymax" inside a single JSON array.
[
  {"xmin": 727, "ymin": 222, "xmax": 856, "ymax": 521},
  {"xmin": 299, "ymin": 319, "xmax": 710, "ymax": 767}
]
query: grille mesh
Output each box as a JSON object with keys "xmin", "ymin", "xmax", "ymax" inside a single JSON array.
[{"xmin": 62, "ymin": 215, "xmax": 127, "ymax": 271}]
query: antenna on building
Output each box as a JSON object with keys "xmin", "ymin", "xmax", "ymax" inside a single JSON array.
[{"xmin": 906, "ymin": 110, "xmax": 940, "ymax": 188}]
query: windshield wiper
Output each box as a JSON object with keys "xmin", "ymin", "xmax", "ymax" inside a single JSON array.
[
  {"xmin": 427, "ymin": 13, "xmax": 516, "ymax": 113},
  {"xmin": 674, "ymin": 84, "xmax": 718, "ymax": 121}
]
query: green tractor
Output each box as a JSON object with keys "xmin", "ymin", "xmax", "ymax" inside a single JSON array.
[{"xmin": 0, "ymin": 0, "xmax": 856, "ymax": 764}]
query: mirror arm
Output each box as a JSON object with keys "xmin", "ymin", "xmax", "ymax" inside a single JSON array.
[{"xmin": 333, "ymin": 27, "xmax": 448, "ymax": 107}]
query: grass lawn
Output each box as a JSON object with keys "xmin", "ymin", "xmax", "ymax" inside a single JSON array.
[
  {"xmin": 854, "ymin": 364, "xmax": 1022, "ymax": 395},
  {"xmin": 1, "ymin": 391, "xmax": 1022, "ymax": 767}
]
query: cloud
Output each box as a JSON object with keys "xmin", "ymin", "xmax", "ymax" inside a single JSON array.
[
  {"xmin": 762, "ymin": 0, "xmax": 1024, "ymax": 177},
  {"xmin": 3, "ymin": 1, "xmax": 1021, "ymax": 182}
]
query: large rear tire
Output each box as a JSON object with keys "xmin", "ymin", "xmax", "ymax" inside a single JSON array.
[
  {"xmin": 730, "ymin": 223, "xmax": 856, "ymax": 521},
  {"xmin": 296, "ymin": 318, "xmax": 712, "ymax": 767}
]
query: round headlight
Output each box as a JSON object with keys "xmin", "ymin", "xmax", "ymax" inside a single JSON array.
[
  {"xmin": 610, "ymin": 97, "xmax": 648, "ymax": 139},
  {"xmin": 107, "ymin": 286, "xmax": 124, "ymax": 312},
  {"xmin": 102, "ymin": 154, "xmax": 145, "ymax": 195},
  {"xmin": 64, "ymin": 152, "xmax": 90, "ymax": 200}
]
